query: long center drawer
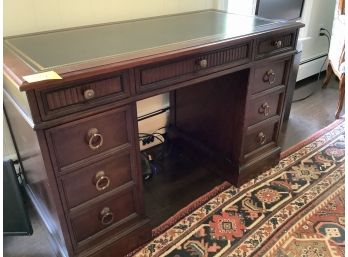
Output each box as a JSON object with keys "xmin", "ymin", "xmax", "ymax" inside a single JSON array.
[{"xmin": 135, "ymin": 41, "xmax": 251, "ymax": 92}]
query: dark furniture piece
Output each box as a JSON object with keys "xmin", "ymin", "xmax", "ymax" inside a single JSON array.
[
  {"xmin": 256, "ymin": 0, "xmax": 305, "ymax": 20},
  {"xmin": 3, "ymin": 10, "xmax": 303, "ymax": 257},
  {"xmin": 255, "ymin": 0, "xmax": 304, "ymax": 121},
  {"xmin": 3, "ymin": 159, "xmax": 33, "ymax": 236}
]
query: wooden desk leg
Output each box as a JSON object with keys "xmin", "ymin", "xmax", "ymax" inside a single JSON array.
[
  {"xmin": 323, "ymin": 61, "xmax": 333, "ymax": 88},
  {"xmin": 335, "ymin": 73, "xmax": 345, "ymax": 119}
]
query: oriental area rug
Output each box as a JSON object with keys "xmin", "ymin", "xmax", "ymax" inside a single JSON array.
[{"xmin": 133, "ymin": 119, "xmax": 345, "ymax": 257}]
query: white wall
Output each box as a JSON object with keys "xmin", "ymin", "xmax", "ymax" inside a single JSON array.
[
  {"xmin": 3, "ymin": 0, "xmax": 215, "ymax": 156},
  {"xmin": 297, "ymin": 0, "xmax": 336, "ymax": 80},
  {"xmin": 299, "ymin": 0, "xmax": 336, "ymax": 61},
  {"xmin": 214, "ymin": 0, "xmax": 336, "ymax": 81},
  {"xmin": 3, "ymin": 117, "xmax": 16, "ymax": 159},
  {"xmin": 3, "ymin": 0, "xmax": 214, "ymax": 36}
]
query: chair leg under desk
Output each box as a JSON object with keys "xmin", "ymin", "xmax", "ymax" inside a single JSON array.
[
  {"xmin": 322, "ymin": 60, "xmax": 345, "ymax": 119},
  {"xmin": 322, "ymin": 61, "xmax": 334, "ymax": 88},
  {"xmin": 335, "ymin": 73, "xmax": 345, "ymax": 119}
]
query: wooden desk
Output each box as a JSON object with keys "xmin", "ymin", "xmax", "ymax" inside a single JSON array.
[{"xmin": 3, "ymin": 10, "xmax": 303, "ymax": 257}]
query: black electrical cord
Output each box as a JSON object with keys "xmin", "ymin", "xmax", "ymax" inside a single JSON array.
[
  {"xmin": 152, "ymin": 126, "xmax": 167, "ymax": 133},
  {"xmin": 292, "ymin": 90, "xmax": 315, "ymax": 103},
  {"xmin": 320, "ymin": 28, "xmax": 331, "ymax": 37},
  {"xmin": 317, "ymin": 33, "xmax": 331, "ymax": 81},
  {"xmin": 292, "ymin": 31, "xmax": 331, "ymax": 103},
  {"xmin": 138, "ymin": 133, "xmax": 164, "ymax": 144}
]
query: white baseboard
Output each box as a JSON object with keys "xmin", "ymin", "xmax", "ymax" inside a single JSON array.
[
  {"xmin": 297, "ymin": 55, "xmax": 327, "ymax": 81},
  {"xmin": 3, "ymin": 154, "xmax": 18, "ymax": 162}
]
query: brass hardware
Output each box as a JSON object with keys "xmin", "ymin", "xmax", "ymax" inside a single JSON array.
[
  {"xmin": 83, "ymin": 89, "xmax": 95, "ymax": 100},
  {"xmin": 94, "ymin": 171, "xmax": 110, "ymax": 191},
  {"xmin": 198, "ymin": 59, "xmax": 208, "ymax": 68},
  {"xmin": 86, "ymin": 128, "xmax": 104, "ymax": 150},
  {"xmin": 257, "ymin": 132, "xmax": 267, "ymax": 145},
  {"xmin": 273, "ymin": 40, "xmax": 282, "ymax": 48},
  {"xmin": 100, "ymin": 207, "xmax": 114, "ymax": 226},
  {"xmin": 263, "ymin": 69, "xmax": 276, "ymax": 85},
  {"xmin": 258, "ymin": 102, "xmax": 271, "ymax": 116}
]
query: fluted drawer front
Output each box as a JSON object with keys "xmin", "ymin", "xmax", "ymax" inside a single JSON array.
[
  {"xmin": 256, "ymin": 32, "xmax": 295, "ymax": 58},
  {"xmin": 136, "ymin": 42, "xmax": 251, "ymax": 92},
  {"xmin": 70, "ymin": 188, "xmax": 137, "ymax": 243},
  {"xmin": 46, "ymin": 105, "xmax": 133, "ymax": 170},
  {"xmin": 61, "ymin": 152, "xmax": 133, "ymax": 208},
  {"xmin": 38, "ymin": 71, "xmax": 131, "ymax": 120}
]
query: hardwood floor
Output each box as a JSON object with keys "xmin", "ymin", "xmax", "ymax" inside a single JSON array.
[
  {"xmin": 280, "ymin": 76, "xmax": 344, "ymax": 149},
  {"xmin": 3, "ymin": 76, "xmax": 342, "ymax": 257}
]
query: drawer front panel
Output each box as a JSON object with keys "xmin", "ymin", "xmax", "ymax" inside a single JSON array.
[
  {"xmin": 61, "ymin": 152, "xmax": 133, "ymax": 208},
  {"xmin": 71, "ymin": 189, "xmax": 137, "ymax": 243},
  {"xmin": 256, "ymin": 32, "xmax": 295, "ymax": 58},
  {"xmin": 136, "ymin": 42, "xmax": 251, "ymax": 92},
  {"xmin": 251, "ymin": 60, "xmax": 286, "ymax": 94},
  {"xmin": 244, "ymin": 121, "xmax": 278, "ymax": 155},
  {"xmin": 246, "ymin": 91, "xmax": 282, "ymax": 126},
  {"xmin": 38, "ymin": 71, "xmax": 131, "ymax": 120},
  {"xmin": 47, "ymin": 106, "xmax": 132, "ymax": 169}
]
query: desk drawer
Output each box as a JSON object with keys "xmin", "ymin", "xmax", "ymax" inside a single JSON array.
[
  {"xmin": 246, "ymin": 90, "xmax": 283, "ymax": 126},
  {"xmin": 46, "ymin": 106, "xmax": 133, "ymax": 169},
  {"xmin": 136, "ymin": 42, "xmax": 251, "ymax": 92},
  {"xmin": 38, "ymin": 71, "xmax": 131, "ymax": 120},
  {"xmin": 256, "ymin": 31, "xmax": 295, "ymax": 58},
  {"xmin": 243, "ymin": 119, "xmax": 278, "ymax": 156},
  {"xmin": 61, "ymin": 152, "xmax": 134, "ymax": 208},
  {"xmin": 251, "ymin": 60, "xmax": 287, "ymax": 94},
  {"xmin": 70, "ymin": 188, "xmax": 138, "ymax": 243}
]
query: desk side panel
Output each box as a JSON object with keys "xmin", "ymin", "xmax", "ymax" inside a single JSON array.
[{"xmin": 4, "ymin": 92, "xmax": 73, "ymax": 257}]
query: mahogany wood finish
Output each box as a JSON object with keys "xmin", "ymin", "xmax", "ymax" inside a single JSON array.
[
  {"xmin": 173, "ymin": 70, "xmax": 249, "ymax": 164},
  {"xmin": 246, "ymin": 89, "xmax": 283, "ymax": 125},
  {"xmin": 38, "ymin": 71, "xmax": 131, "ymax": 120},
  {"xmin": 244, "ymin": 119, "xmax": 279, "ymax": 155},
  {"xmin": 46, "ymin": 106, "xmax": 133, "ymax": 169},
  {"xmin": 70, "ymin": 187, "xmax": 138, "ymax": 244},
  {"xmin": 255, "ymin": 31, "xmax": 295, "ymax": 58},
  {"xmin": 251, "ymin": 59, "xmax": 287, "ymax": 94},
  {"xmin": 136, "ymin": 42, "xmax": 251, "ymax": 92},
  {"xmin": 60, "ymin": 151, "xmax": 133, "ymax": 208},
  {"xmin": 3, "ymin": 10, "xmax": 303, "ymax": 257}
]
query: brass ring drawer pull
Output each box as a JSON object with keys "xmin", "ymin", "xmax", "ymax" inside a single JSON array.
[
  {"xmin": 87, "ymin": 128, "xmax": 104, "ymax": 150},
  {"xmin": 257, "ymin": 132, "xmax": 267, "ymax": 145},
  {"xmin": 272, "ymin": 40, "xmax": 282, "ymax": 48},
  {"xmin": 94, "ymin": 171, "xmax": 110, "ymax": 191},
  {"xmin": 84, "ymin": 89, "xmax": 95, "ymax": 100},
  {"xmin": 258, "ymin": 102, "xmax": 271, "ymax": 116},
  {"xmin": 198, "ymin": 59, "xmax": 208, "ymax": 68},
  {"xmin": 263, "ymin": 69, "xmax": 276, "ymax": 85},
  {"xmin": 100, "ymin": 207, "xmax": 114, "ymax": 226}
]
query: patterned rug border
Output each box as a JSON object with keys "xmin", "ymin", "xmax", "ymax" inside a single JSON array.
[{"xmin": 280, "ymin": 118, "xmax": 344, "ymax": 158}]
